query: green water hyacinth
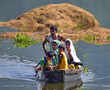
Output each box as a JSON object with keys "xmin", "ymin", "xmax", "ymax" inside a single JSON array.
[
  {"xmin": 84, "ymin": 35, "xmax": 97, "ymax": 43},
  {"xmin": 75, "ymin": 24, "xmax": 85, "ymax": 30},
  {"xmin": 13, "ymin": 34, "xmax": 41, "ymax": 48},
  {"xmin": 84, "ymin": 66, "xmax": 88, "ymax": 72},
  {"xmin": 78, "ymin": 88, "xmax": 90, "ymax": 90}
]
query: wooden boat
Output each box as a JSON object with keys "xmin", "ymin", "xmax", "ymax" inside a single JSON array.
[{"xmin": 36, "ymin": 68, "xmax": 83, "ymax": 82}]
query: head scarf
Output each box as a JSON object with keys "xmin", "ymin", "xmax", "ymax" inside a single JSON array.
[{"xmin": 65, "ymin": 39, "xmax": 81, "ymax": 63}]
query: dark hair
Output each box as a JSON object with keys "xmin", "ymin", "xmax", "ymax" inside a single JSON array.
[
  {"xmin": 58, "ymin": 44, "xmax": 65, "ymax": 50},
  {"xmin": 47, "ymin": 51, "xmax": 55, "ymax": 58},
  {"xmin": 52, "ymin": 41, "xmax": 57, "ymax": 45},
  {"xmin": 50, "ymin": 26, "xmax": 57, "ymax": 32},
  {"xmin": 65, "ymin": 40, "xmax": 70, "ymax": 44}
]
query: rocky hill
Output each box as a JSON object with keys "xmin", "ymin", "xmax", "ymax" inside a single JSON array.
[
  {"xmin": 0, "ymin": 3, "xmax": 99, "ymax": 32},
  {"xmin": 0, "ymin": 3, "xmax": 110, "ymax": 44}
]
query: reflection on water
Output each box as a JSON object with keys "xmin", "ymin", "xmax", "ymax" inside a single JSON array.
[{"xmin": 36, "ymin": 79, "xmax": 83, "ymax": 90}]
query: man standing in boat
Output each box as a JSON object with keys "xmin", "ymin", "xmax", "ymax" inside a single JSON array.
[
  {"xmin": 42, "ymin": 26, "xmax": 65, "ymax": 55},
  {"xmin": 34, "ymin": 26, "xmax": 65, "ymax": 72}
]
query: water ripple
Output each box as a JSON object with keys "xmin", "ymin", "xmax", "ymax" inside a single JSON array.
[{"xmin": 0, "ymin": 55, "xmax": 36, "ymax": 81}]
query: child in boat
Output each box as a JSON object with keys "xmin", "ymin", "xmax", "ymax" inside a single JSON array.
[
  {"xmin": 34, "ymin": 51, "xmax": 56, "ymax": 72},
  {"xmin": 34, "ymin": 40, "xmax": 61, "ymax": 72},
  {"xmin": 58, "ymin": 45, "xmax": 68, "ymax": 70},
  {"xmin": 52, "ymin": 40, "xmax": 61, "ymax": 65},
  {"xmin": 43, "ymin": 51, "xmax": 56, "ymax": 71}
]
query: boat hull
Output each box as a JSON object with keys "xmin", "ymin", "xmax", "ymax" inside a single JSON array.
[{"xmin": 36, "ymin": 70, "xmax": 82, "ymax": 82}]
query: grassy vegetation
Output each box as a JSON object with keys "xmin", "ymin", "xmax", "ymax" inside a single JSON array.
[
  {"xmin": 107, "ymin": 36, "xmax": 110, "ymax": 41},
  {"xmin": 57, "ymin": 27, "xmax": 61, "ymax": 33},
  {"xmin": 78, "ymin": 88, "xmax": 90, "ymax": 90},
  {"xmin": 82, "ymin": 53, "xmax": 88, "ymax": 59},
  {"xmin": 75, "ymin": 24, "xmax": 84, "ymax": 30},
  {"xmin": 0, "ymin": 38, "xmax": 2, "ymax": 45},
  {"xmin": 13, "ymin": 34, "xmax": 41, "ymax": 48},
  {"xmin": 23, "ymin": 24, "xmax": 29, "ymax": 31},
  {"xmin": 84, "ymin": 66, "xmax": 88, "ymax": 72},
  {"xmin": 0, "ymin": 20, "xmax": 7, "ymax": 22},
  {"xmin": 0, "ymin": 38, "xmax": 2, "ymax": 41},
  {"xmin": 63, "ymin": 23, "xmax": 68, "ymax": 28},
  {"xmin": 84, "ymin": 35, "xmax": 97, "ymax": 43}
]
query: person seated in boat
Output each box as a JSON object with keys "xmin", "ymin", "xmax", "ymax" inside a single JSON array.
[
  {"xmin": 52, "ymin": 40, "xmax": 61, "ymax": 65},
  {"xmin": 42, "ymin": 26, "xmax": 65, "ymax": 55},
  {"xmin": 34, "ymin": 51, "xmax": 56, "ymax": 72},
  {"xmin": 65, "ymin": 39, "xmax": 83, "ymax": 69},
  {"xmin": 43, "ymin": 51, "xmax": 56, "ymax": 71},
  {"xmin": 34, "ymin": 40, "xmax": 61, "ymax": 72},
  {"xmin": 58, "ymin": 45, "xmax": 68, "ymax": 70}
]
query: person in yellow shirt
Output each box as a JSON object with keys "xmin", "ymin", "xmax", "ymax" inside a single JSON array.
[{"xmin": 58, "ymin": 45, "xmax": 68, "ymax": 70}]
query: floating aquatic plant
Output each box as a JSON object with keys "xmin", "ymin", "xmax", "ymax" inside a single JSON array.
[
  {"xmin": 13, "ymin": 34, "xmax": 41, "ymax": 48},
  {"xmin": 0, "ymin": 38, "xmax": 2, "ymax": 46},
  {"xmin": 0, "ymin": 38, "xmax": 2, "ymax": 41},
  {"xmin": 78, "ymin": 88, "xmax": 90, "ymax": 90},
  {"xmin": 84, "ymin": 35, "xmax": 97, "ymax": 43},
  {"xmin": 84, "ymin": 66, "xmax": 88, "ymax": 72},
  {"xmin": 82, "ymin": 53, "xmax": 88, "ymax": 59}
]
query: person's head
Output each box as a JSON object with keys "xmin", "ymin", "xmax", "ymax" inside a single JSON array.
[
  {"xmin": 46, "ymin": 51, "xmax": 55, "ymax": 60},
  {"xmin": 65, "ymin": 40, "xmax": 71, "ymax": 49},
  {"xmin": 50, "ymin": 26, "xmax": 57, "ymax": 35},
  {"xmin": 58, "ymin": 44, "xmax": 65, "ymax": 53},
  {"xmin": 52, "ymin": 41, "xmax": 58, "ymax": 50},
  {"xmin": 52, "ymin": 40, "xmax": 61, "ymax": 50}
]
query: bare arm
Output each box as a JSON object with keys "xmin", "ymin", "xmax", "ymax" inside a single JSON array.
[
  {"xmin": 42, "ymin": 36, "xmax": 48, "ymax": 55},
  {"xmin": 58, "ymin": 35, "xmax": 66, "ymax": 42}
]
